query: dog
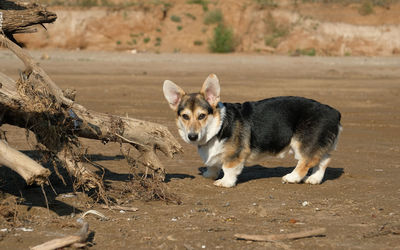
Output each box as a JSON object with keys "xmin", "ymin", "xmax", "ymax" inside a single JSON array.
[{"xmin": 163, "ymin": 74, "xmax": 342, "ymax": 188}]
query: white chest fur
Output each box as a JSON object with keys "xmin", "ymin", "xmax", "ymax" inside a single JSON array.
[{"xmin": 197, "ymin": 137, "xmax": 226, "ymax": 167}]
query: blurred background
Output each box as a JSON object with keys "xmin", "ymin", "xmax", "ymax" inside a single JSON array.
[{"xmin": 14, "ymin": 0, "xmax": 400, "ymax": 56}]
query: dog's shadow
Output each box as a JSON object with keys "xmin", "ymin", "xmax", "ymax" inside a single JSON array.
[{"xmin": 198, "ymin": 165, "xmax": 344, "ymax": 184}]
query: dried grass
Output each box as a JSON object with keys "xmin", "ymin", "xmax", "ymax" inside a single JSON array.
[{"xmin": 120, "ymin": 146, "xmax": 181, "ymax": 204}]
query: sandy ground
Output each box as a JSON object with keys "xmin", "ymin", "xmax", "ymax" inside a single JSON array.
[{"xmin": 0, "ymin": 50, "xmax": 400, "ymax": 249}]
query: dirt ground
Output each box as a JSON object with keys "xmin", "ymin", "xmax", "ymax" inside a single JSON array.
[{"xmin": 0, "ymin": 50, "xmax": 399, "ymax": 249}]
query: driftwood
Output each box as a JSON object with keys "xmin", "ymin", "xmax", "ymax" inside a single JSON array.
[
  {"xmin": 0, "ymin": 0, "xmax": 57, "ymax": 35},
  {"xmin": 30, "ymin": 221, "xmax": 89, "ymax": 250},
  {"xmin": 0, "ymin": 139, "xmax": 50, "ymax": 185},
  {"xmin": 234, "ymin": 228, "xmax": 327, "ymax": 242},
  {"xmin": 101, "ymin": 204, "xmax": 139, "ymax": 212},
  {"xmin": 0, "ymin": 0, "xmax": 182, "ymax": 199}
]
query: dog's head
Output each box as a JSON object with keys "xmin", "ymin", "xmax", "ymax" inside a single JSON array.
[{"xmin": 163, "ymin": 74, "xmax": 223, "ymax": 145}]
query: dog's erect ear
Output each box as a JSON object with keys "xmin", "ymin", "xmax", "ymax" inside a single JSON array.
[
  {"xmin": 163, "ymin": 80, "xmax": 185, "ymax": 111},
  {"xmin": 201, "ymin": 74, "xmax": 220, "ymax": 107}
]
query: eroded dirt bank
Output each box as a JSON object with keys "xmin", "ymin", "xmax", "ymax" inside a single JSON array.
[{"xmin": 14, "ymin": 0, "xmax": 400, "ymax": 56}]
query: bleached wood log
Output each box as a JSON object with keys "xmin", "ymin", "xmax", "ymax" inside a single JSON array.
[
  {"xmin": 234, "ymin": 228, "xmax": 327, "ymax": 242},
  {"xmin": 30, "ymin": 221, "xmax": 89, "ymax": 250},
  {"xmin": 0, "ymin": 140, "xmax": 50, "ymax": 185}
]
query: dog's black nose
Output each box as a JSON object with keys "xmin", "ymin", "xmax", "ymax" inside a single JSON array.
[{"xmin": 188, "ymin": 133, "xmax": 198, "ymax": 141}]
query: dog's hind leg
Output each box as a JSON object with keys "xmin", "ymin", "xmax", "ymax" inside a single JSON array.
[
  {"xmin": 282, "ymin": 156, "xmax": 320, "ymax": 184},
  {"xmin": 304, "ymin": 154, "xmax": 331, "ymax": 184}
]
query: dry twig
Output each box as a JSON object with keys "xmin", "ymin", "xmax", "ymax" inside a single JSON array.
[
  {"xmin": 101, "ymin": 204, "xmax": 139, "ymax": 212},
  {"xmin": 234, "ymin": 228, "xmax": 326, "ymax": 242}
]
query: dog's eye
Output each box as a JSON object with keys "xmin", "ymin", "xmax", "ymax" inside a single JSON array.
[
  {"xmin": 198, "ymin": 114, "xmax": 206, "ymax": 120},
  {"xmin": 182, "ymin": 114, "xmax": 190, "ymax": 120}
]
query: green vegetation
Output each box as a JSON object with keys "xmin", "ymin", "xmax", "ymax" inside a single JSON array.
[
  {"xmin": 116, "ymin": 40, "xmax": 122, "ymax": 45},
  {"xmin": 264, "ymin": 14, "xmax": 290, "ymax": 48},
  {"xmin": 185, "ymin": 13, "xmax": 197, "ymax": 20},
  {"xmin": 208, "ymin": 24, "xmax": 235, "ymax": 53},
  {"xmin": 177, "ymin": 25, "xmax": 183, "ymax": 31},
  {"xmin": 358, "ymin": 0, "xmax": 374, "ymax": 15},
  {"xmin": 292, "ymin": 48, "xmax": 316, "ymax": 56},
  {"xmin": 194, "ymin": 40, "xmax": 204, "ymax": 46},
  {"xmin": 78, "ymin": 0, "xmax": 98, "ymax": 7},
  {"xmin": 128, "ymin": 33, "xmax": 141, "ymax": 45},
  {"xmin": 204, "ymin": 9, "xmax": 223, "ymax": 25},
  {"xmin": 143, "ymin": 37, "xmax": 151, "ymax": 43},
  {"xmin": 186, "ymin": 0, "xmax": 209, "ymax": 11},
  {"xmin": 253, "ymin": 0, "xmax": 278, "ymax": 7},
  {"xmin": 155, "ymin": 37, "xmax": 162, "ymax": 46},
  {"xmin": 127, "ymin": 39, "xmax": 137, "ymax": 46},
  {"xmin": 170, "ymin": 15, "xmax": 182, "ymax": 22},
  {"xmin": 264, "ymin": 27, "xmax": 289, "ymax": 48}
]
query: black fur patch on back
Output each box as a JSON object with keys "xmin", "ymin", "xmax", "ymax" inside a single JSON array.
[{"xmin": 217, "ymin": 96, "xmax": 341, "ymax": 157}]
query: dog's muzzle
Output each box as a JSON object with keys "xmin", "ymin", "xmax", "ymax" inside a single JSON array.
[{"xmin": 188, "ymin": 133, "xmax": 198, "ymax": 141}]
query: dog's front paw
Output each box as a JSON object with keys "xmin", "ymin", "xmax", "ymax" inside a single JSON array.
[
  {"xmin": 202, "ymin": 169, "xmax": 219, "ymax": 180},
  {"xmin": 304, "ymin": 175, "xmax": 322, "ymax": 185},
  {"xmin": 282, "ymin": 172, "xmax": 303, "ymax": 184},
  {"xmin": 213, "ymin": 178, "xmax": 236, "ymax": 188}
]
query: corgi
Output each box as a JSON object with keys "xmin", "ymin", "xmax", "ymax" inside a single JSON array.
[{"xmin": 163, "ymin": 74, "xmax": 342, "ymax": 188}]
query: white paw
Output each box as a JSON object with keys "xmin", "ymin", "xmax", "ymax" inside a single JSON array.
[
  {"xmin": 304, "ymin": 175, "xmax": 323, "ymax": 185},
  {"xmin": 202, "ymin": 169, "xmax": 219, "ymax": 180},
  {"xmin": 282, "ymin": 172, "xmax": 302, "ymax": 184},
  {"xmin": 213, "ymin": 178, "xmax": 236, "ymax": 188}
]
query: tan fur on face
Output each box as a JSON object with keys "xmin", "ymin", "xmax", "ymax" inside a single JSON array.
[
  {"xmin": 178, "ymin": 106, "xmax": 210, "ymax": 135},
  {"xmin": 175, "ymin": 92, "xmax": 223, "ymax": 145}
]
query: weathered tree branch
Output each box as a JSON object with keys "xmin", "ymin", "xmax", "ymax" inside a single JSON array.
[
  {"xmin": 0, "ymin": 34, "xmax": 72, "ymax": 107},
  {"xmin": 0, "ymin": 0, "xmax": 57, "ymax": 35},
  {"xmin": 0, "ymin": 140, "xmax": 50, "ymax": 185}
]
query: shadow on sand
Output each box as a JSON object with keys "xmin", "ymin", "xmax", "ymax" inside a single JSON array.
[{"xmin": 198, "ymin": 165, "xmax": 344, "ymax": 184}]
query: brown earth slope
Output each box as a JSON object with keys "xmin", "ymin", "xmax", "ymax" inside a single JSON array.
[{"xmin": 13, "ymin": 0, "xmax": 400, "ymax": 56}]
